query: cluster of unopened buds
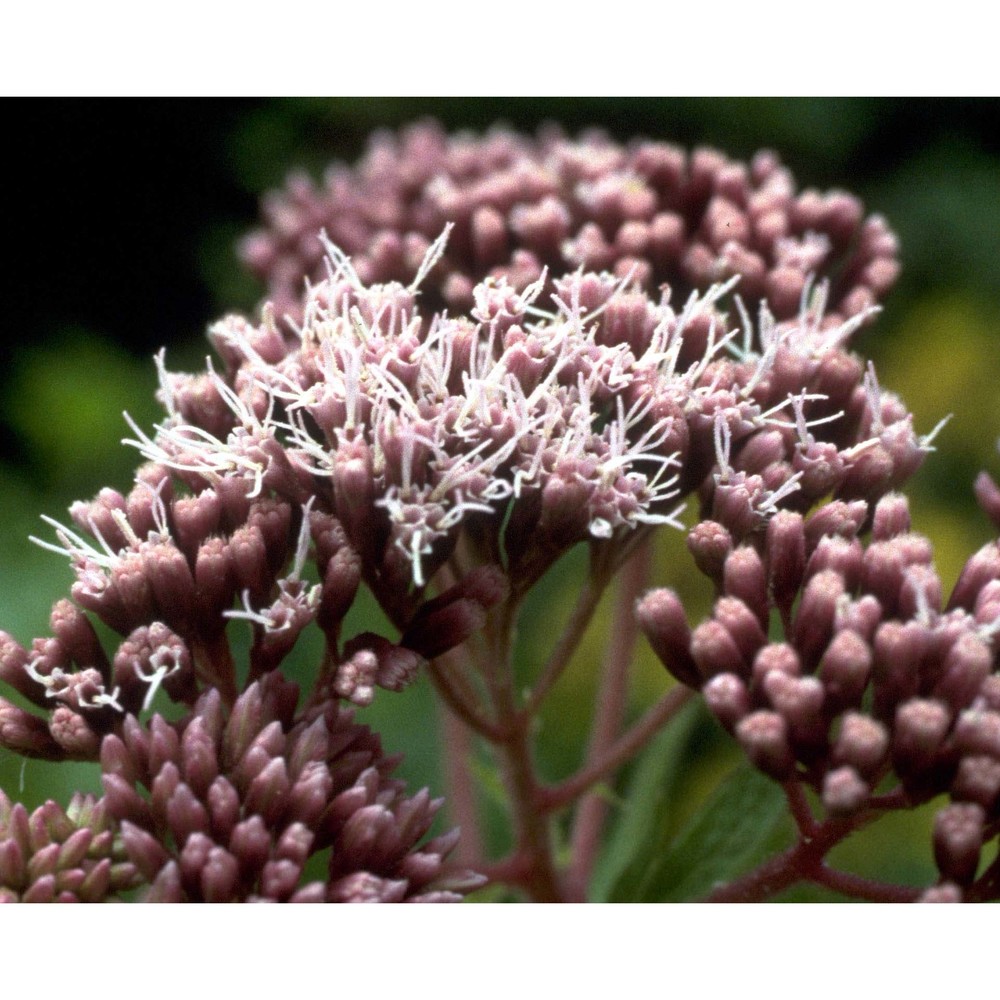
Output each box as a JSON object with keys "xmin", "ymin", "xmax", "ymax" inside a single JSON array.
[{"xmin": 0, "ymin": 121, "xmax": 994, "ymax": 902}]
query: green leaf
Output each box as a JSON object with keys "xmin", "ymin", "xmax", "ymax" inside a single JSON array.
[
  {"xmin": 590, "ymin": 698, "xmax": 703, "ymax": 902},
  {"xmin": 620, "ymin": 760, "xmax": 793, "ymax": 902}
]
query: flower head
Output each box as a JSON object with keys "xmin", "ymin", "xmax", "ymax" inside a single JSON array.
[{"xmin": 241, "ymin": 122, "xmax": 899, "ymax": 331}]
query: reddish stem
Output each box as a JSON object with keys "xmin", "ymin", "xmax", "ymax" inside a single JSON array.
[
  {"xmin": 565, "ymin": 539, "xmax": 651, "ymax": 900},
  {"xmin": 439, "ymin": 695, "xmax": 484, "ymax": 867},
  {"xmin": 703, "ymin": 811, "xmax": 892, "ymax": 902},
  {"xmin": 811, "ymin": 865, "xmax": 921, "ymax": 902},
  {"xmin": 539, "ymin": 684, "xmax": 694, "ymax": 812}
]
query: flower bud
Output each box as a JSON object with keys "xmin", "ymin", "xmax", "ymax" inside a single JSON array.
[
  {"xmin": 951, "ymin": 755, "xmax": 1000, "ymax": 811},
  {"xmin": 735, "ymin": 711, "xmax": 795, "ymax": 779},
  {"xmin": 703, "ymin": 673, "xmax": 750, "ymax": 732},
  {"xmin": 822, "ymin": 766, "xmax": 869, "ymax": 815},
  {"xmin": 691, "ymin": 620, "xmax": 746, "ymax": 681},
  {"xmin": 892, "ymin": 698, "xmax": 951, "ymax": 778},
  {"xmin": 818, "ymin": 630, "xmax": 873, "ymax": 712},
  {"xmin": 949, "ymin": 543, "xmax": 1000, "ymax": 613},
  {"xmin": 712, "ymin": 597, "xmax": 768, "ymax": 664},
  {"xmin": 722, "ymin": 547, "xmax": 768, "ymax": 626},
  {"xmin": 871, "ymin": 493, "xmax": 911, "ymax": 540},
  {"xmin": 833, "ymin": 712, "xmax": 888, "ymax": 776},
  {"xmin": 933, "ymin": 803, "xmax": 985, "ymax": 885},
  {"xmin": 766, "ymin": 511, "xmax": 805, "ymax": 619},
  {"xmin": 793, "ymin": 570, "xmax": 844, "ymax": 671},
  {"xmin": 635, "ymin": 589, "xmax": 700, "ymax": 688},
  {"xmin": 687, "ymin": 520, "xmax": 733, "ymax": 588}
]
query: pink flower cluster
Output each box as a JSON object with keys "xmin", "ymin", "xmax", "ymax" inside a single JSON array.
[
  {"xmin": 1, "ymin": 120, "xmax": 992, "ymax": 903},
  {"xmin": 242, "ymin": 121, "xmax": 898, "ymax": 328}
]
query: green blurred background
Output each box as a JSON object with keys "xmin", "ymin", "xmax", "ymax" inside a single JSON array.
[{"xmin": 3, "ymin": 98, "xmax": 999, "ymax": 899}]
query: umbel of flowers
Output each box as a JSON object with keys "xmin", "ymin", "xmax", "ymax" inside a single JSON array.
[{"xmin": 0, "ymin": 121, "xmax": 989, "ymax": 902}]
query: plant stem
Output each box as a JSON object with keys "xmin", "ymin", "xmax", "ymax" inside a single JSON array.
[
  {"xmin": 426, "ymin": 657, "xmax": 506, "ymax": 741},
  {"xmin": 539, "ymin": 684, "xmax": 694, "ymax": 812},
  {"xmin": 565, "ymin": 538, "xmax": 651, "ymax": 900},
  {"xmin": 481, "ymin": 595, "xmax": 564, "ymax": 901},
  {"xmin": 523, "ymin": 557, "xmax": 615, "ymax": 716},
  {"xmin": 783, "ymin": 780, "xmax": 819, "ymax": 838},
  {"xmin": 702, "ymin": 812, "xmax": 886, "ymax": 902},
  {"xmin": 702, "ymin": 842, "xmax": 807, "ymax": 902},
  {"xmin": 811, "ymin": 865, "xmax": 920, "ymax": 902},
  {"xmin": 438, "ymin": 693, "xmax": 484, "ymax": 867}
]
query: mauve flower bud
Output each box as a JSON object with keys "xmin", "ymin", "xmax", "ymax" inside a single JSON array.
[
  {"xmin": 49, "ymin": 599, "xmax": 109, "ymax": 678},
  {"xmin": 818, "ymin": 630, "xmax": 873, "ymax": 712},
  {"xmin": 805, "ymin": 536, "xmax": 863, "ymax": 592},
  {"xmin": 101, "ymin": 732, "xmax": 138, "ymax": 784},
  {"xmin": 703, "ymin": 673, "xmax": 750, "ymax": 732},
  {"xmin": 713, "ymin": 597, "xmax": 768, "ymax": 664},
  {"xmin": 793, "ymin": 570, "xmax": 844, "ymax": 671},
  {"xmin": 861, "ymin": 538, "xmax": 922, "ymax": 618},
  {"xmin": 872, "ymin": 622, "xmax": 930, "ymax": 719},
  {"xmin": 469, "ymin": 205, "xmax": 507, "ymax": 266},
  {"xmin": 166, "ymin": 782, "xmax": 212, "ymax": 847},
  {"xmin": 0, "ymin": 699, "xmax": 65, "ymax": 759},
  {"xmin": 893, "ymin": 698, "xmax": 952, "ymax": 777},
  {"xmin": 834, "ymin": 595, "xmax": 882, "ymax": 642},
  {"xmin": 228, "ymin": 524, "xmax": 271, "ymax": 605},
  {"xmin": 766, "ymin": 511, "xmax": 805, "ymax": 619},
  {"xmin": 691, "ymin": 620, "xmax": 746, "ymax": 681},
  {"xmin": 735, "ymin": 430, "xmax": 786, "ymax": 476},
  {"xmin": 735, "ymin": 711, "xmax": 795, "ymax": 779},
  {"xmin": 343, "ymin": 633, "xmax": 425, "ymax": 695},
  {"xmin": 934, "ymin": 633, "xmax": 992, "ymax": 713},
  {"xmin": 952, "ymin": 755, "xmax": 1000, "ymax": 811},
  {"xmin": 148, "ymin": 715, "xmax": 181, "ymax": 777},
  {"xmin": 804, "ymin": 500, "xmax": 867, "ymax": 552},
  {"xmin": 722, "ymin": 547, "xmax": 768, "ymax": 626},
  {"xmin": 143, "ymin": 540, "xmax": 196, "ymax": 632},
  {"xmin": 246, "ymin": 499, "xmax": 293, "ymax": 577},
  {"xmin": 120, "ymin": 820, "xmax": 170, "ymax": 882},
  {"xmin": 180, "ymin": 716, "xmax": 220, "ymax": 798},
  {"xmin": 193, "ymin": 536, "xmax": 236, "ymax": 624},
  {"xmin": 687, "ymin": 520, "xmax": 733, "ymax": 588},
  {"xmin": 948, "ymin": 542, "xmax": 1000, "ymax": 613},
  {"xmin": 332, "ymin": 649, "xmax": 379, "ymax": 707},
  {"xmin": 815, "ymin": 353, "xmax": 867, "ymax": 420},
  {"xmin": 953, "ymin": 709, "xmax": 1000, "ymax": 758},
  {"xmin": 933, "ymin": 803, "xmax": 985, "ymax": 885},
  {"xmin": 833, "ymin": 712, "xmax": 889, "ymax": 776},
  {"xmin": 171, "ymin": 490, "xmax": 222, "ymax": 560},
  {"xmin": 111, "ymin": 551, "xmax": 156, "ymax": 629},
  {"xmin": 872, "ymin": 493, "xmax": 911, "ymax": 541},
  {"xmin": 750, "ymin": 643, "xmax": 801, "ymax": 696},
  {"xmin": 48, "ymin": 706, "xmax": 101, "ymax": 759},
  {"xmin": 70, "ymin": 488, "xmax": 129, "ymax": 552},
  {"xmin": 0, "ymin": 633, "xmax": 46, "ymax": 705},
  {"xmin": 822, "ymin": 766, "xmax": 870, "ymax": 815},
  {"xmin": 762, "ymin": 672, "xmax": 826, "ymax": 753},
  {"xmin": 636, "ymin": 589, "xmax": 700, "ymax": 687}
]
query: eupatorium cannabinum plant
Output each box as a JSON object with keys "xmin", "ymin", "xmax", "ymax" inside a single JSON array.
[{"xmin": 1, "ymin": 120, "xmax": 994, "ymax": 902}]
